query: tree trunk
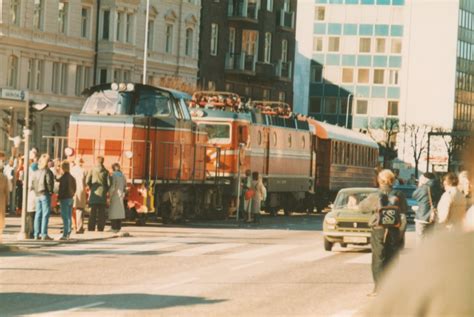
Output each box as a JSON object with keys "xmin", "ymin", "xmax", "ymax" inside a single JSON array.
[{"xmin": 414, "ymin": 160, "xmax": 419, "ymax": 179}]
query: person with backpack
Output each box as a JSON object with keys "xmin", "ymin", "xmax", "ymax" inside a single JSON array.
[
  {"xmin": 359, "ymin": 169, "xmax": 408, "ymax": 297},
  {"xmin": 57, "ymin": 161, "xmax": 76, "ymax": 240}
]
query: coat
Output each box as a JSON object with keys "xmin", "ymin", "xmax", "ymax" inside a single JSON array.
[
  {"xmin": 27, "ymin": 168, "xmax": 37, "ymax": 212},
  {"xmin": 71, "ymin": 165, "xmax": 87, "ymax": 209},
  {"xmin": 412, "ymin": 179, "xmax": 442, "ymax": 222},
  {"xmin": 86, "ymin": 164, "xmax": 110, "ymax": 205},
  {"xmin": 57, "ymin": 172, "xmax": 76, "ymax": 200},
  {"xmin": 108, "ymin": 171, "xmax": 126, "ymax": 220},
  {"xmin": 0, "ymin": 173, "xmax": 8, "ymax": 230},
  {"xmin": 437, "ymin": 186, "xmax": 467, "ymax": 230},
  {"xmin": 250, "ymin": 179, "xmax": 267, "ymax": 215}
]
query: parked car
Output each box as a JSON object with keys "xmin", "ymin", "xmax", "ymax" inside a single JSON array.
[
  {"xmin": 393, "ymin": 185, "xmax": 417, "ymax": 223},
  {"xmin": 323, "ymin": 187, "xmax": 407, "ymax": 251}
]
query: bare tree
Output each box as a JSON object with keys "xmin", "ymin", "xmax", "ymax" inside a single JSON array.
[
  {"xmin": 403, "ymin": 124, "xmax": 431, "ymax": 178},
  {"xmin": 364, "ymin": 118, "xmax": 399, "ymax": 168},
  {"xmin": 432, "ymin": 127, "xmax": 455, "ymax": 171}
]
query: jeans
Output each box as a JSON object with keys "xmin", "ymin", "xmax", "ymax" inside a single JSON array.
[
  {"xmin": 371, "ymin": 227, "xmax": 400, "ymax": 291},
  {"xmin": 415, "ymin": 221, "xmax": 434, "ymax": 246},
  {"xmin": 34, "ymin": 195, "xmax": 51, "ymax": 238},
  {"xmin": 60, "ymin": 198, "xmax": 73, "ymax": 237}
]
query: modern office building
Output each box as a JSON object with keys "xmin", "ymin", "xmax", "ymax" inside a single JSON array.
[
  {"xmin": 0, "ymin": 0, "xmax": 200, "ymax": 156},
  {"xmin": 198, "ymin": 0, "xmax": 297, "ymax": 104},
  {"xmin": 294, "ymin": 0, "xmax": 474, "ymax": 172}
]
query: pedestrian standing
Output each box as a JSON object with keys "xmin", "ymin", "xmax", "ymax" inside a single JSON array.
[
  {"xmin": 86, "ymin": 156, "xmax": 110, "ymax": 232},
  {"xmin": 31, "ymin": 154, "xmax": 55, "ymax": 241},
  {"xmin": 108, "ymin": 163, "xmax": 126, "ymax": 233},
  {"xmin": 26, "ymin": 162, "xmax": 39, "ymax": 239},
  {"xmin": 437, "ymin": 172, "xmax": 466, "ymax": 231},
  {"xmin": 241, "ymin": 169, "xmax": 252, "ymax": 219},
  {"xmin": 458, "ymin": 170, "xmax": 472, "ymax": 208},
  {"xmin": 57, "ymin": 161, "xmax": 76, "ymax": 240},
  {"xmin": 358, "ymin": 169, "xmax": 408, "ymax": 297},
  {"xmin": 0, "ymin": 167, "xmax": 9, "ymax": 243},
  {"xmin": 15, "ymin": 156, "xmax": 24, "ymax": 215},
  {"xmin": 71, "ymin": 158, "xmax": 86, "ymax": 234},
  {"xmin": 412, "ymin": 172, "xmax": 442, "ymax": 244},
  {"xmin": 250, "ymin": 172, "xmax": 266, "ymax": 224},
  {"xmin": 3, "ymin": 158, "xmax": 14, "ymax": 215}
]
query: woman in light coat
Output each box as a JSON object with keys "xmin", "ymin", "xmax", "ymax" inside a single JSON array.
[
  {"xmin": 250, "ymin": 172, "xmax": 267, "ymax": 223},
  {"xmin": 0, "ymin": 167, "xmax": 9, "ymax": 243},
  {"xmin": 71, "ymin": 158, "xmax": 86, "ymax": 234},
  {"xmin": 438, "ymin": 172, "xmax": 467, "ymax": 231},
  {"xmin": 108, "ymin": 163, "xmax": 126, "ymax": 232},
  {"xmin": 26, "ymin": 162, "xmax": 39, "ymax": 239}
]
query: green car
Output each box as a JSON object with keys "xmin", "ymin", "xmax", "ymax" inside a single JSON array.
[{"xmin": 323, "ymin": 187, "xmax": 407, "ymax": 251}]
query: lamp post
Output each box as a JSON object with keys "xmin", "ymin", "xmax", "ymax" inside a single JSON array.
[
  {"xmin": 345, "ymin": 93, "xmax": 353, "ymax": 128},
  {"xmin": 142, "ymin": 0, "xmax": 150, "ymax": 84}
]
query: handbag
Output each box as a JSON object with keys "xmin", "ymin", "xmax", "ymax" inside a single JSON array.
[
  {"xmin": 245, "ymin": 188, "xmax": 255, "ymax": 200},
  {"xmin": 427, "ymin": 187, "xmax": 438, "ymax": 224}
]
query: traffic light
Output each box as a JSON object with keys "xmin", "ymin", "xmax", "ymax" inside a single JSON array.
[
  {"xmin": 1, "ymin": 108, "xmax": 13, "ymax": 137},
  {"xmin": 17, "ymin": 101, "xmax": 48, "ymax": 129}
]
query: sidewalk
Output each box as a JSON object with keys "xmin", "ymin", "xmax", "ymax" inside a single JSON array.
[{"xmin": 1, "ymin": 215, "xmax": 124, "ymax": 252}]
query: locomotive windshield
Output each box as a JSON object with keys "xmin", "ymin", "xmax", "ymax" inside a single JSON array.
[
  {"xmin": 82, "ymin": 86, "xmax": 172, "ymax": 117},
  {"xmin": 198, "ymin": 123, "xmax": 231, "ymax": 144}
]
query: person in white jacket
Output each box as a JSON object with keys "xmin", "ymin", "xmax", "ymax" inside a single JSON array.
[{"xmin": 437, "ymin": 172, "xmax": 466, "ymax": 231}]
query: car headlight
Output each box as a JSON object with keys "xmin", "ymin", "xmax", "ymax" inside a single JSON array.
[{"xmin": 325, "ymin": 216, "xmax": 337, "ymax": 225}]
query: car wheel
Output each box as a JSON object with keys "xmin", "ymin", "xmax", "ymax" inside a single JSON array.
[
  {"xmin": 340, "ymin": 243, "xmax": 347, "ymax": 248},
  {"xmin": 324, "ymin": 238, "xmax": 333, "ymax": 251}
]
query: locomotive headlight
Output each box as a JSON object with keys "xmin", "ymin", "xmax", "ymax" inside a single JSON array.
[
  {"xmin": 118, "ymin": 83, "xmax": 127, "ymax": 91},
  {"xmin": 124, "ymin": 151, "xmax": 134, "ymax": 159},
  {"xmin": 64, "ymin": 147, "xmax": 74, "ymax": 157},
  {"xmin": 126, "ymin": 83, "xmax": 135, "ymax": 91},
  {"xmin": 111, "ymin": 83, "xmax": 119, "ymax": 91}
]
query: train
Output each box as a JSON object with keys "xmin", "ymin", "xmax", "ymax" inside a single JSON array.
[{"xmin": 65, "ymin": 83, "xmax": 379, "ymax": 223}]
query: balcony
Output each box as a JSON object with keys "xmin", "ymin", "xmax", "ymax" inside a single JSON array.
[
  {"xmin": 277, "ymin": 10, "xmax": 295, "ymax": 30},
  {"xmin": 275, "ymin": 60, "xmax": 292, "ymax": 80},
  {"xmin": 228, "ymin": 0, "xmax": 259, "ymax": 21},
  {"xmin": 225, "ymin": 52, "xmax": 256, "ymax": 74}
]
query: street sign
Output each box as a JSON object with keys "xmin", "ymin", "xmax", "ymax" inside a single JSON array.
[{"xmin": 0, "ymin": 88, "xmax": 28, "ymax": 101}]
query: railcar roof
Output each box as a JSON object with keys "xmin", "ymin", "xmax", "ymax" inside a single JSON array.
[
  {"xmin": 83, "ymin": 83, "xmax": 191, "ymax": 100},
  {"xmin": 311, "ymin": 120, "xmax": 379, "ymax": 148}
]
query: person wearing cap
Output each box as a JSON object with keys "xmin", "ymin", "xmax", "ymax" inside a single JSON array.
[{"xmin": 71, "ymin": 158, "xmax": 86, "ymax": 234}]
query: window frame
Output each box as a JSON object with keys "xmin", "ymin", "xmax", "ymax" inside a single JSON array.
[{"xmin": 210, "ymin": 23, "xmax": 219, "ymax": 56}]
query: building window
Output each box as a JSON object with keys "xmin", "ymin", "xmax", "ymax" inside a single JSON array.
[
  {"xmin": 208, "ymin": 81, "xmax": 216, "ymax": 91},
  {"xmin": 99, "ymin": 68, "xmax": 107, "ymax": 84},
  {"xmin": 116, "ymin": 12, "xmax": 123, "ymax": 41},
  {"xmin": 58, "ymin": 1, "xmax": 68, "ymax": 34},
  {"xmin": 342, "ymin": 68, "xmax": 354, "ymax": 83},
  {"xmin": 229, "ymin": 27, "xmax": 236, "ymax": 54},
  {"xmin": 311, "ymin": 65, "xmax": 323, "ymax": 82},
  {"xmin": 123, "ymin": 70, "xmax": 131, "ymax": 82},
  {"xmin": 376, "ymin": 38, "xmax": 386, "ymax": 53},
  {"xmin": 264, "ymin": 32, "xmax": 272, "ymax": 63},
  {"xmin": 35, "ymin": 60, "xmax": 44, "ymax": 91},
  {"xmin": 313, "ymin": 37, "xmax": 323, "ymax": 52},
  {"xmin": 263, "ymin": 89, "xmax": 270, "ymax": 100},
  {"xmin": 373, "ymin": 69, "xmax": 384, "ymax": 84},
  {"xmin": 102, "ymin": 10, "xmax": 110, "ymax": 39},
  {"xmin": 52, "ymin": 62, "xmax": 60, "ymax": 93},
  {"xmin": 324, "ymin": 97, "xmax": 338, "ymax": 114},
  {"xmin": 356, "ymin": 100, "xmax": 368, "ymax": 115},
  {"xmin": 148, "ymin": 20, "xmax": 155, "ymax": 50},
  {"xmin": 278, "ymin": 91, "xmax": 286, "ymax": 102},
  {"xmin": 210, "ymin": 23, "xmax": 219, "ymax": 56},
  {"xmin": 310, "ymin": 97, "xmax": 322, "ymax": 113},
  {"xmin": 60, "ymin": 63, "xmax": 68, "ymax": 95},
  {"xmin": 165, "ymin": 24, "xmax": 173, "ymax": 53},
  {"xmin": 267, "ymin": 0, "xmax": 273, "ymax": 11},
  {"xmin": 81, "ymin": 7, "xmax": 90, "ymax": 38},
  {"xmin": 27, "ymin": 59, "xmax": 34, "ymax": 90},
  {"xmin": 357, "ymin": 69, "xmax": 369, "ymax": 83},
  {"xmin": 283, "ymin": 0, "xmax": 290, "ymax": 11},
  {"xmin": 76, "ymin": 66, "xmax": 83, "ymax": 96},
  {"xmin": 126, "ymin": 13, "xmax": 133, "ymax": 43},
  {"xmin": 84, "ymin": 67, "xmax": 91, "ymax": 90},
  {"xmin": 281, "ymin": 39, "xmax": 288, "ymax": 62},
  {"xmin": 359, "ymin": 38, "xmax": 371, "ymax": 53},
  {"xmin": 33, "ymin": 0, "xmax": 44, "ymax": 30},
  {"xmin": 7, "ymin": 55, "xmax": 18, "ymax": 88},
  {"xmin": 387, "ymin": 101, "xmax": 399, "ymax": 116},
  {"xmin": 389, "ymin": 70, "xmax": 399, "ymax": 85},
  {"xmin": 315, "ymin": 6, "xmax": 325, "ymax": 21},
  {"xmin": 328, "ymin": 37, "xmax": 340, "ymax": 52},
  {"xmin": 113, "ymin": 69, "xmax": 122, "ymax": 83},
  {"xmin": 10, "ymin": 0, "xmax": 20, "ymax": 25},
  {"xmin": 391, "ymin": 39, "xmax": 402, "ymax": 54},
  {"xmin": 185, "ymin": 28, "xmax": 193, "ymax": 56},
  {"xmin": 242, "ymin": 29, "xmax": 258, "ymax": 57}
]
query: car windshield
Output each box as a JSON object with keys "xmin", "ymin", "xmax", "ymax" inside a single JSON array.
[{"xmin": 334, "ymin": 191, "xmax": 375, "ymax": 210}]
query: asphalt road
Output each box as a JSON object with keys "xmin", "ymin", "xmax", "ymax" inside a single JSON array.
[{"xmin": 0, "ymin": 214, "xmax": 416, "ymax": 317}]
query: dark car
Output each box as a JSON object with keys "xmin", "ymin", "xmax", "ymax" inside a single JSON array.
[{"xmin": 393, "ymin": 185, "xmax": 417, "ymax": 223}]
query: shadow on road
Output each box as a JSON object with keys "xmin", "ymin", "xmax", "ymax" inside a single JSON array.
[{"xmin": 0, "ymin": 292, "xmax": 226, "ymax": 316}]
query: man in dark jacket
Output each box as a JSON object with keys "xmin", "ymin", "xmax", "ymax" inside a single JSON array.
[
  {"xmin": 57, "ymin": 161, "xmax": 76, "ymax": 240},
  {"xmin": 31, "ymin": 154, "xmax": 55, "ymax": 241},
  {"xmin": 412, "ymin": 172, "xmax": 442, "ymax": 243},
  {"xmin": 86, "ymin": 156, "xmax": 110, "ymax": 231}
]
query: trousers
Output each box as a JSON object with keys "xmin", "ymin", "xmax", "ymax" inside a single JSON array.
[
  {"xmin": 371, "ymin": 227, "xmax": 400, "ymax": 290},
  {"xmin": 88, "ymin": 204, "xmax": 106, "ymax": 231}
]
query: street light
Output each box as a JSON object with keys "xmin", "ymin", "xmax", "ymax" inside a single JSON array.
[
  {"xmin": 18, "ymin": 100, "xmax": 49, "ymax": 240},
  {"xmin": 345, "ymin": 93, "xmax": 353, "ymax": 128}
]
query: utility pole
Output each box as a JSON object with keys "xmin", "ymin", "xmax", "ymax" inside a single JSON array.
[{"xmin": 143, "ymin": 0, "xmax": 150, "ymax": 84}]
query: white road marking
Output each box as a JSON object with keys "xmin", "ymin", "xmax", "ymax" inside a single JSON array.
[
  {"xmin": 346, "ymin": 253, "xmax": 372, "ymax": 264},
  {"xmin": 330, "ymin": 309, "xmax": 358, "ymax": 317},
  {"xmin": 224, "ymin": 244, "xmax": 298, "ymax": 260},
  {"xmin": 285, "ymin": 249, "xmax": 336, "ymax": 262},
  {"xmin": 115, "ymin": 242, "xmax": 182, "ymax": 254},
  {"xmin": 153, "ymin": 277, "xmax": 199, "ymax": 291},
  {"xmin": 160, "ymin": 243, "xmax": 243, "ymax": 257},
  {"xmin": 230, "ymin": 261, "xmax": 263, "ymax": 271},
  {"xmin": 32, "ymin": 301, "xmax": 105, "ymax": 316}
]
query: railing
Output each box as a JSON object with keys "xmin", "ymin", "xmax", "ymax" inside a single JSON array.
[
  {"xmin": 228, "ymin": 0, "xmax": 259, "ymax": 20},
  {"xmin": 225, "ymin": 52, "xmax": 256, "ymax": 73},
  {"xmin": 43, "ymin": 136, "xmax": 68, "ymax": 161},
  {"xmin": 277, "ymin": 10, "xmax": 295, "ymax": 29},
  {"xmin": 275, "ymin": 60, "xmax": 292, "ymax": 79}
]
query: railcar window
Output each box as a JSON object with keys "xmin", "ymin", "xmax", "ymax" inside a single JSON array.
[
  {"xmin": 82, "ymin": 90, "xmax": 131, "ymax": 115},
  {"xmin": 198, "ymin": 123, "xmax": 231, "ymax": 144},
  {"xmin": 136, "ymin": 91, "xmax": 171, "ymax": 117}
]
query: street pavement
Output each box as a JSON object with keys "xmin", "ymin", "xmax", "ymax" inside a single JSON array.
[{"xmin": 0, "ymin": 213, "xmax": 416, "ymax": 317}]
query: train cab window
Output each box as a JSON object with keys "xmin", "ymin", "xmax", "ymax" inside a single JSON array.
[
  {"xmin": 178, "ymin": 99, "xmax": 191, "ymax": 120},
  {"xmin": 198, "ymin": 123, "xmax": 231, "ymax": 144},
  {"xmin": 135, "ymin": 91, "xmax": 171, "ymax": 117},
  {"xmin": 82, "ymin": 90, "xmax": 132, "ymax": 115},
  {"xmin": 238, "ymin": 126, "xmax": 248, "ymax": 144}
]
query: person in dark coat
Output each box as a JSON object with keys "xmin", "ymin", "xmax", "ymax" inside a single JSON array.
[
  {"xmin": 86, "ymin": 156, "xmax": 110, "ymax": 231},
  {"xmin": 412, "ymin": 172, "xmax": 442, "ymax": 244},
  {"xmin": 57, "ymin": 161, "xmax": 76, "ymax": 240}
]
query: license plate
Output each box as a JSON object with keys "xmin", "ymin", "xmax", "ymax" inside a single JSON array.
[{"xmin": 343, "ymin": 236, "xmax": 367, "ymax": 244}]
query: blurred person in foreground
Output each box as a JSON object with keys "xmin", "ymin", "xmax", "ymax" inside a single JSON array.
[
  {"xmin": 363, "ymin": 230, "xmax": 474, "ymax": 316},
  {"xmin": 358, "ymin": 169, "xmax": 408, "ymax": 296},
  {"xmin": 437, "ymin": 172, "xmax": 466, "ymax": 231},
  {"xmin": 458, "ymin": 170, "xmax": 472, "ymax": 207}
]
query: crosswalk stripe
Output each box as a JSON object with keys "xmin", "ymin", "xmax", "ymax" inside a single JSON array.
[
  {"xmin": 160, "ymin": 243, "xmax": 243, "ymax": 257},
  {"xmin": 346, "ymin": 253, "xmax": 372, "ymax": 264},
  {"xmin": 224, "ymin": 244, "xmax": 298, "ymax": 260},
  {"xmin": 285, "ymin": 249, "xmax": 335, "ymax": 262}
]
